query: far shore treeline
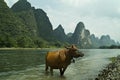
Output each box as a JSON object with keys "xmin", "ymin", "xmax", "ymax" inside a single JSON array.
[
  {"xmin": 99, "ymin": 45, "xmax": 120, "ymax": 49},
  {"xmin": 0, "ymin": 0, "xmax": 120, "ymax": 48}
]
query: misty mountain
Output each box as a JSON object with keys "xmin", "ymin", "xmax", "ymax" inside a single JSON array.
[
  {"xmin": 69, "ymin": 22, "xmax": 92, "ymax": 48},
  {"xmin": 68, "ymin": 22, "xmax": 119, "ymax": 48},
  {"xmin": 53, "ymin": 24, "xmax": 68, "ymax": 42},
  {"xmin": 0, "ymin": 0, "xmax": 119, "ymax": 48},
  {"xmin": 90, "ymin": 34, "xmax": 119, "ymax": 48},
  {"xmin": 11, "ymin": 0, "xmax": 53, "ymax": 40}
]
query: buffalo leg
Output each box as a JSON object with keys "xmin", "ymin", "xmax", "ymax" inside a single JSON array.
[
  {"xmin": 61, "ymin": 67, "xmax": 67, "ymax": 76},
  {"xmin": 45, "ymin": 64, "xmax": 49, "ymax": 75},
  {"xmin": 45, "ymin": 64, "xmax": 48, "ymax": 72},
  {"xmin": 50, "ymin": 67, "xmax": 53, "ymax": 75},
  {"xmin": 59, "ymin": 68, "xmax": 63, "ymax": 76},
  {"xmin": 45, "ymin": 66, "xmax": 48, "ymax": 72}
]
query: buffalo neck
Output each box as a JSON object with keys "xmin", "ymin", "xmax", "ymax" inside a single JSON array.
[{"xmin": 65, "ymin": 49, "xmax": 73, "ymax": 62}]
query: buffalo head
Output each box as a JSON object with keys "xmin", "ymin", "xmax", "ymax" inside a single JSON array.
[{"xmin": 66, "ymin": 44, "xmax": 84, "ymax": 58}]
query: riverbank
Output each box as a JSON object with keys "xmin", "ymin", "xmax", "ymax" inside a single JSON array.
[
  {"xmin": 95, "ymin": 55, "xmax": 120, "ymax": 80},
  {"xmin": 0, "ymin": 48, "xmax": 61, "ymax": 50},
  {"xmin": 0, "ymin": 48, "xmax": 40, "ymax": 50}
]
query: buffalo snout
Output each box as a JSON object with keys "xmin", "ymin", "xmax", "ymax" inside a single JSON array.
[
  {"xmin": 73, "ymin": 51, "xmax": 84, "ymax": 58},
  {"xmin": 75, "ymin": 51, "xmax": 84, "ymax": 58},
  {"xmin": 79, "ymin": 52, "xmax": 84, "ymax": 57}
]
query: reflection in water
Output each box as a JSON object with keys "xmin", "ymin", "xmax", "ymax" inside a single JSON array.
[
  {"xmin": 0, "ymin": 49, "xmax": 120, "ymax": 80},
  {"xmin": 0, "ymin": 49, "xmax": 48, "ymax": 72}
]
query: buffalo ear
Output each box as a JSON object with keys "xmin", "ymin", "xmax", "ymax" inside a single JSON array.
[
  {"xmin": 71, "ymin": 45, "xmax": 74, "ymax": 48},
  {"xmin": 59, "ymin": 52, "xmax": 66, "ymax": 62},
  {"xmin": 71, "ymin": 44, "xmax": 76, "ymax": 48},
  {"xmin": 71, "ymin": 44, "xmax": 78, "ymax": 50}
]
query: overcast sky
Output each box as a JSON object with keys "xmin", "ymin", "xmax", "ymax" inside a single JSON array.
[{"xmin": 5, "ymin": 0, "xmax": 120, "ymax": 42}]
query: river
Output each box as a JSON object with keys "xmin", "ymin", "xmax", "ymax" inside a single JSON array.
[{"xmin": 0, "ymin": 49, "xmax": 120, "ymax": 80}]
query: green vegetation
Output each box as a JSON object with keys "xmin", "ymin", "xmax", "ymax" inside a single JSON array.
[
  {"xmin": 109, "ymin": 57, "xmax": 116, "ymax": 62},
  {"xmin": 0, "ymin": 0, "xmax": 28, "ymax": 47},
  {"xmin": 99, "ymin": 45, "xmax": 120, "ymax": 49},
  {"xmin": 0, "ymin": 0, "xmax": 69, "ymax": 48}
]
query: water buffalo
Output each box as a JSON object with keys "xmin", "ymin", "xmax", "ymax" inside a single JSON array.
[{"xmin": 45, "ymin": 45, "xmax": 84, "ymax": 76}]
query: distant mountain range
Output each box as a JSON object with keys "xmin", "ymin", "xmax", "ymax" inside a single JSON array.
[
  {"xmin": 68, "ymin": 22, "xmax": 120, "ymax": 48},
  {"xmin": 0, "ymin": 0, "xmax": 119, "ymax": 48}
]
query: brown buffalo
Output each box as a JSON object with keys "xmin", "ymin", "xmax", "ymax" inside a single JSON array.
[{"xmin": 45, "ymin": 45, "xmax": 84, "ymax": 76}]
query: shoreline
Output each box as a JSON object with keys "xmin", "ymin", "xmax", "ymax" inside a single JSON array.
[
  {"xmin": 0, "ymin": 48, "xmax": 42, "ymax": 50},
  {"xmin": 0, "ymin": 48, "xmax": 62, "ymax": 51},
  {"xmin": 95, "ymin": 55, "xmax": 120, "ymax": 80},
  {"xmin": 0, "ymin": 48, "xmax": 119, "ymax": 50}
]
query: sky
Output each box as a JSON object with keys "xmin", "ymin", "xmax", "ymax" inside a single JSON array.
[{"xmin": 4, "ymin": 0, "xmax": 120, "ymax": 42}]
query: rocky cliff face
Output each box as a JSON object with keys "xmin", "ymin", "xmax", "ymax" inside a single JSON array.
[
  {"xmin": 69, "ymin": 22, "xmax": 118, "ymax": 48},
  {"xmin": 53, "ymin": 24, "xmax": 68, "ymax": 42},
  {"xmin": 71, "ymin": 22, "xmax": 85, "ymax": 44},
  {"xmin": 70, "ymin": 22, "xmax": 92, "ymax": 48}
]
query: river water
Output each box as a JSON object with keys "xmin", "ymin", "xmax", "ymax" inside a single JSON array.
[{"xmin": 0, "ymin": 49, "xmax": 120, "ymax": 80}]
